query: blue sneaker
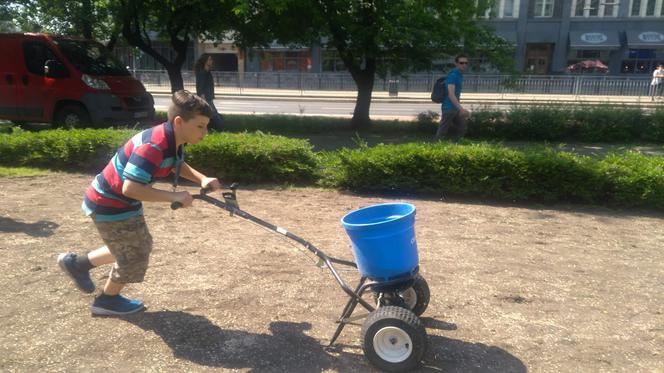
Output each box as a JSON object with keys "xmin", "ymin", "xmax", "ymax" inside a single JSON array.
[
  {"xmin": 91, "ymin": 294, "xmax": 145, "ymax": 316},
  {"xmin": 57, "ymin": 253, "xmax": 95, "ymax": 293}
]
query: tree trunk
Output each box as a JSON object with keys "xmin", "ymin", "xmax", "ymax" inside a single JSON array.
[
  {"xmin": 121, "ymin": 8, "xmax": 188, "ymax": 93},
  {"xmin": 80, "ymin": 0, "xmax": 93, "ymax": 39},
  {"xmin": 348, "ymin": 58, "xmax": 376, "ymax": 128},
  {"xmin": 166, "ymin": 65, "xmax": 184, "ymax": 92}
]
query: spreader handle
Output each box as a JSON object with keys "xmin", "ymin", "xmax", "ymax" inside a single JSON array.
[{"xmin": 170, "ymin": 185, "xmax": 221, "ymax": 210}]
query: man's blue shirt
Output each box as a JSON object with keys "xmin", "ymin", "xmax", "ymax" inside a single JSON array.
[{"xmin": 442, "ymin": 68, "xmax": 463, "ymax": 111}]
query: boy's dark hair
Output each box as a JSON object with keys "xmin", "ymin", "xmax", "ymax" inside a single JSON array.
[
  {"xmin": 455, "ymin": 54, "xmax": 469, "ymax": 63},
  {"xmin": 168, "ymin": 90, "xmax": 213, "ymax": 122}
]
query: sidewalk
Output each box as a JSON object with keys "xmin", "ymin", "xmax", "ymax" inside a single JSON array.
[{"xmin": 148, "ymin": 87, "xmax": 664, "ymax": 107}]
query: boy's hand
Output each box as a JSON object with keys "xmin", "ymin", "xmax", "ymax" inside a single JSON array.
[
  {"xmin": 201, "ymin": 177, "xmax": 221, "ymax": 192},
  {"xmin": 173, "ymin": 191, "xmax": 193, "ymax": 208}
]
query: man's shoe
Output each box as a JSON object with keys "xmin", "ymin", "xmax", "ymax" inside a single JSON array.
[
  {"xmin": 57, "ymin": 253, "xmax": 95, "ymax": 293},
  {"xmin": 91, "ymin": 294, "xmax": 145, "ymax": 316}
]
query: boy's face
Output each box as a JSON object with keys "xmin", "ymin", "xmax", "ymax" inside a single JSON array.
[{"xmin": 174, "ymin": 114, "xmax": 209, "ymax": 145}]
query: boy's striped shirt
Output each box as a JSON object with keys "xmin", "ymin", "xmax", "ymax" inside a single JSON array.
[{"xmin": 82, "ymin": 122, "xmax": 183, "ymax": 221}]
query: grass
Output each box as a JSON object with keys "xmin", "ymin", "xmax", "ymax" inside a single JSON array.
[{"xmin": 0, "ymin": 166, "xmax": 54, "ymax": 177}]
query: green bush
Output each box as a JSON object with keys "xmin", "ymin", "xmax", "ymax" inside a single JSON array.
[
  {"xmin": 1, "ymin": 127, "xmax": 662, "ymax": 210},
  {"xmin": 0, "ymin": 129, "xmax": 319, "ymax": 183},
  {"xmin": 186, "ymin": 132, "xmax": 318, "ymax": 183},
  {"xmin": 598, "ymin": 152, "xmax": 664, "ymax": 209},
  {"xmin": 321, "ymin": 142, "xmax": 663, "ymax": 208},
  {"xmin": 156, "ymin": 109, "xmax": 664, "ymax": 144},
  {"xmin": 466, "ymin": 105, "xmax": 663, "ymax": 143},
  {"xmin": 0, "ymin": 129, "xmax": 133, "ymax": 171},
  {"xmin": 571, "ymin": 106, "xmax": 645, "ymax": 142},
  {"xmin": 643, "ymin": 108, "xmax": 664, "ymax": 143}
]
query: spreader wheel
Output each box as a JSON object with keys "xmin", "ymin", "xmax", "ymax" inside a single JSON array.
[
  {"xmin": 361, "ymin": 306, "xmax": 427, "ymax": 372},
  {"xmin": 376, "ymin": 275, "xmax": 430, "ymax": 316}
]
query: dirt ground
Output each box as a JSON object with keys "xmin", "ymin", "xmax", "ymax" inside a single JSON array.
[{"xmin": 1, "ymin": 174, "xmax": 662, "ymax": 373}]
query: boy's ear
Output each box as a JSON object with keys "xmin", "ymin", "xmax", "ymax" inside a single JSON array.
[{"xmin": 173, "ymin": 116, "xmax": 184, "ymax": 127}]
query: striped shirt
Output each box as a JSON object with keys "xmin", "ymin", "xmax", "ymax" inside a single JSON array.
[{"xmin": 82, "ymin": 122, "xmax": 183, "ymax": 221}]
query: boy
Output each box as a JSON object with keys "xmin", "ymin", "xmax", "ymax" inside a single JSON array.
[{"xmin": 57, "ymin": 90, "xmax": 221, "ymax": 316}]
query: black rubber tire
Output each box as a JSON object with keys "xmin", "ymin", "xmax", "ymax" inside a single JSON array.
[
  {"xmin": 53, "ymin": 104, "xmax": 91, "ymax": 128},
  {"xmin": 407, "ymin": 275, "xmax": 430, "ymax": 316},
  {"xmin": 375, "ymin": 275, "xmax": 430, "ymax": 316},
  {"xmin": 361, "ymin": 306, "xmax": 427, "ymax": 372}
]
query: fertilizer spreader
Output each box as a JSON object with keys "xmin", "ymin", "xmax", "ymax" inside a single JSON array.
[{"xmin": 172, "ymin": 184, "xmax": 430, "ymax": 372}]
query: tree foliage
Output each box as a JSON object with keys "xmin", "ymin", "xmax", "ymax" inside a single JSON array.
[
  {"xmin": 1, "ymin": 0, "xmax": 120, "ymax": 47},
  {"xmin": 235, "ymin": 0, "xmax": 515, "ymax": 126},
  {"xmin": 117, "ymin": 0, "xmax": 238, "ymax": 92}
]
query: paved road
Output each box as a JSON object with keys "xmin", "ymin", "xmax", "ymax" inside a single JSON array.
[
  {"xmin": 153, "ymin": 96, "xmax": 441, "ymax": 119},
  {"xmin": 152, "ymin": 90, "xmax": 662, "ymax": 119}
]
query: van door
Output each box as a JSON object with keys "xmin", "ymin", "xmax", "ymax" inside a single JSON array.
[
  {"xmin": 0, "ymin": 36, "xmax": 19, "ymax": 120},
  {"xmin": 19, "ymin": 40, "xmax": 68, "ymax": 121}
]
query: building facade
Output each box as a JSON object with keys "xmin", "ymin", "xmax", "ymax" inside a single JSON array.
[
  {"xmin": 483, "ymin": 0, "xmax": 664, "ymax": 74},
  {"xmin": 115, "ymin": 1, "xmax": 663, "ymax": 76}
]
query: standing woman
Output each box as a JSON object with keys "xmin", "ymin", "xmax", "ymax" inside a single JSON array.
[{"xmin": 194, "ymin": 53, "xmax": 223, "ymax": 131}]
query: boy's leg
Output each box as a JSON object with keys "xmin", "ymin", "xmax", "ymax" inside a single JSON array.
[
  {"xmin": 86, "ymin": 243, "xmax": 127, "ymax": 294},
  {"xmin": 57, "ymin": 251, "xmax": 96, "ymax": 293},
  {"xmin": 90, "ymin": 215, "xmax": 153, "ymax": 316},
  {"xmin": 88, "ymin": 245, "xmax": 115, "ymax": 266}
]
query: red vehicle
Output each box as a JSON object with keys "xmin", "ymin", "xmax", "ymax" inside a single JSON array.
[{"xmin": 0, "ymin": 33, "xmax": 154, "ymax": 127}]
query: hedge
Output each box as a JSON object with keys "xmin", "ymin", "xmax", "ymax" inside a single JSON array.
[
  {"xmin": 466, "ymin": 106, "xmax": 664, "ymax": 143},
  {"xmin": 0, "ymin": 129, "xmax": 318, "ymax": 183},
  {"xmin": 0, "ymin": 128, "xmax": 662, "ymax": 210},
  {"xmin": 321, "ymin": 142, "xmax": 664, "ymax": 209}
]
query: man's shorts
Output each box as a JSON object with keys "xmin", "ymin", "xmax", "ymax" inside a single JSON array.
[{"xmin": 93, "ymin": 215, "xmax": 153, "ymax": 283}]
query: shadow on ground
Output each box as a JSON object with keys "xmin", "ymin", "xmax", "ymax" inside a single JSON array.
[
  {"xmin": 122, "ymin": 311, "xmax": 364, "ymax": 372},
  {"xmin": 121, "ymin": 311, "xmax": 526, "ymax": 372},
  {"xmin": 0, "ymin": 216, "xmax": 59, "ymax": 237}
]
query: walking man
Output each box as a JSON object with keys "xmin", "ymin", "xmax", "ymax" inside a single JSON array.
[{"xmin": 434, "ymin": 54, "xmax": 471, "ymax": 141}]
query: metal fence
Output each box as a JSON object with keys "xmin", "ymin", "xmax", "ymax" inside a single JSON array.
[{"xmin": 134, "ymin": 70, "xmax": 654, "ymax": 97}]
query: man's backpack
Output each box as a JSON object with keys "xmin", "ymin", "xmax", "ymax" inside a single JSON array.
[{"xmin": 430, "ymin": 76, "xmax": 447, "ymax": 103}]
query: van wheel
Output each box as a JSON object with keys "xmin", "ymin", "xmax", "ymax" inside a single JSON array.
[{"xmin": 54, "ymin": 105, "xmax": 91, "ymax": 128}]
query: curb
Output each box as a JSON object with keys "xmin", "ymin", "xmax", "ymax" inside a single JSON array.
[{"xmin": 149, "ymin": 90, "xmax": 664, "ymax": 108}]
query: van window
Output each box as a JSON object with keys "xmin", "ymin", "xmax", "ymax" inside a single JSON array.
[
  {"xmin": 54, "ymin": 39, "xmax": 130, "ymax": 76},
  {"xmin": 23, "ymin": 41, "xmax": 64, "ymax": 76}
]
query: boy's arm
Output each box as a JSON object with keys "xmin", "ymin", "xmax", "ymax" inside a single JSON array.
[
  {"xmin": 179, "ymin": 162, "xmax": 221, "ymax": 191},
  {"xmin": 122, "ymin": 180, "xmax": 192, "ymax": 205}
]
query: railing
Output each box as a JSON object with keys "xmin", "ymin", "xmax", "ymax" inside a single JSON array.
[{"xmin": 133, "ymin": 70, "xmax": 654, "ymax": 97}]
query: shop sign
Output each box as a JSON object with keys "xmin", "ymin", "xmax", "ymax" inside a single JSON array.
[
  {"xmin": 638, "ymin": 32, "xmax": 664, "ymax": 43},
  {"xmin": 580, "ymin": 33, "xmax": 608, "ymax": 44}
]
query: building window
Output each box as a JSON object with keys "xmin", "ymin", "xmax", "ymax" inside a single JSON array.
[
  {"xmin": 481, "ymin": 0, "xmax": 520, "ymax": 18},
  {"xmin": 630, "ymin": 0, "xmax": 664, "ymax": 16},
  {"xmin": 260, "ymin": 50, "xmax": 310, "ymax": 72},
  {"xmin": 534, "ymin": 0, "xmax": 555, "ymax": 16},
  {"xmin": 621, "ymin": 49, "xmax": 662, "ymax": 73},
  {"xmin": 572, "ymin": 0, "xmax": 619, "ymax": 16}
]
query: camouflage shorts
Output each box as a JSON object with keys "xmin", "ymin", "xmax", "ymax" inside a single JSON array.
[{"xmin": 93, "ymin": 215, "xmax": 153, "ymax": 284}]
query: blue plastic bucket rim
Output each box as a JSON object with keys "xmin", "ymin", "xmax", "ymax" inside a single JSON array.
[{"xmin": 341, "ymin": 202, "xmax": 416, "ymax": 229}]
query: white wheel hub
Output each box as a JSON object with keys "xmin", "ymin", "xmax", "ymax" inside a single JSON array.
[{"xmin": 373, "ymin": 326, "xmax": 413, "ymax": 363}]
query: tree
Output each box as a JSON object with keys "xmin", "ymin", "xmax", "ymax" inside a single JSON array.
[
  {"xmin": 4, "ymin": 0, "xmax": 239, "ymax": 91},
  {"xmin": 117, "ymin": 0, "xmax": 237, "ymax": 92},
  {"xmin": 236, "ymin": 0, "xmax": 514, "ymax": 127},
  {"xmin": 1, "ymin": 0, "xmax": 121, "ymax": 49}
]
